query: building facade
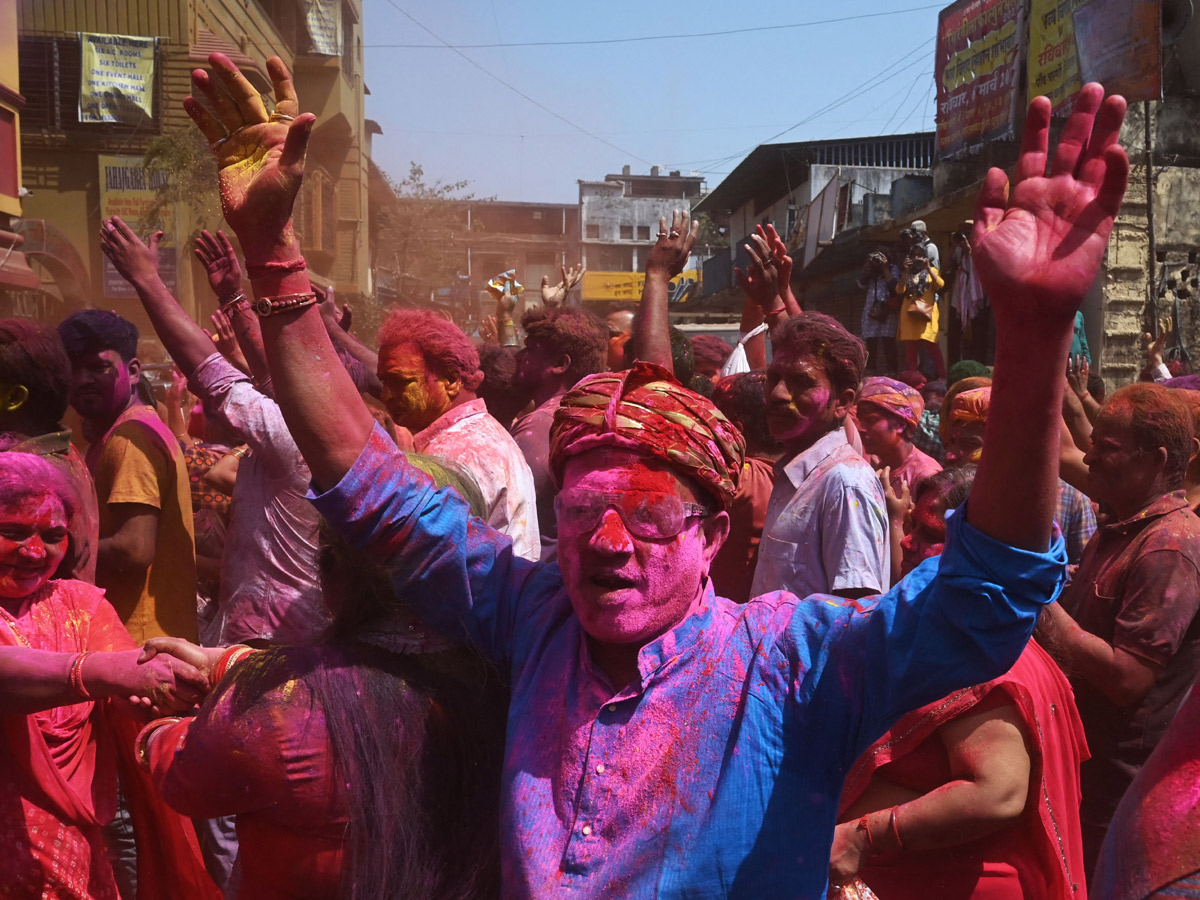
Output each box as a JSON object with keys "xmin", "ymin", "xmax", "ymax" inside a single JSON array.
[
  {"xmin": 13, "ymin": 0, "xmax": 369, "ymax": 335},
  {"xmin": 579, "ymin": 166, "xmax": 705, "ymax": 308}
]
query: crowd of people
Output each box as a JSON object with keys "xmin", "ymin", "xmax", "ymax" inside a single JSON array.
[{"xmin": 0, "ymin": 52, "xmax": 1197, "ymax": 900}]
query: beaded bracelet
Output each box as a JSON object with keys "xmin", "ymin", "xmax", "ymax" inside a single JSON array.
[
  {"xmin": 135, "ymin": 716, "xmax": 183, "ymax": 771},
  {"xmin": 251, "ymin": 292, "xmax": 318, "ymax": 317},
  {"xmin": 68, "ymin": 651, "xmax": 93, "ymax": 700}
]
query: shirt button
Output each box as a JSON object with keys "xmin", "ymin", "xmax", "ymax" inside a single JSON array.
[
  {"xmin": 606, "ymin": 704, "xmax": 617, "ymax": 712},
  {"xmin": 581, "ymin": 824, "xmax": 592, "ymax": 836},
  {"xmin": 595, "ymin": 763, "xmax": 605, "ymax": 774}
]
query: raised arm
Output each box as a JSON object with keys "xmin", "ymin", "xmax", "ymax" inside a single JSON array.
[
  {"xmin": 184, "ymin": 53, "xmax": 373, "ymax": 490},
  {"xmin": 99, "ymin": 217, "xmax": 218, "ymax": 378},
  {"xmin": 967, "ymin": 84, "xmax": 1128, "ymax": 550},
  {"xmin": 633, "ymin": 210, "xmax": 697, "ymax": 372}
]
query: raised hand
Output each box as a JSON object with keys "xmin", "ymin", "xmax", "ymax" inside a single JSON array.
[
  {"xmin": 645, "ymin": 209, "xmax": 698, "ymax": 279},
  {"xmin": 736, "ymin": 229, "xmax": 783, "ymax": 312},
  {"xmin": 99, "ymin": 217, "xmax": 163, "ymax": 288},
  {"xmin": 208, "ymin": 308, "xmax": 251, "ymax": 374},
  {"xmin": 761, "ymin": 223, "xmax": 794, "ymax": 291},
  {"xmin": 879, "ymin": 466, "xmax": 912, "ymax": 525},
  {"xmin": 541, "ymin": 263, "xmax": 586, "ymax": 308},
  {"xmin": 1065, "ymin": 354, "xmax": 1090, "ymax": 398},
  {"xmin": 971, "ymin": 83, "xmax": 1128, "ymax": 327},
  {"xmin": 194, "ymin": 229, "xmax": 244, "ymax": 301},
  {"xmin": 183, "ymin": 53, "xmax": 314, "ymax": 259},
  {"xmin": 1142, "ymin": 317, "xmax": 1173, "ymax": 371}
]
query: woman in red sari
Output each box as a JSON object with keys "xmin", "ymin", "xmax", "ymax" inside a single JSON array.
[
  {"xmin": 0, "ymin": 452, "xmax": 207, "ymax": 899},
  {"xmin": 830, "ymin": 466, "xmax": 1090, "ymax": 899}
]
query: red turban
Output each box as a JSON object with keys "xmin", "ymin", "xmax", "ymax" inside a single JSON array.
[{"xmin": 550, "ymin": 362, "xmax": 746, "ymax": 510}]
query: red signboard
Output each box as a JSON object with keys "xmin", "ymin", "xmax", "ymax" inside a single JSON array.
[{"xmin": 935, "ymin": 0, "xmax": 1025, "ymax": 159}]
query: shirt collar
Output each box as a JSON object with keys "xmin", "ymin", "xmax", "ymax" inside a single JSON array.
[
  {"xmin": 1105, "ymin": 490, "xmax": 1191, "ymax": 534},
  {"xmin": 780, "ymin": 427, "xmax": 849, "ymax": 487},
  {"xmin": 414, "ymin": 398, "xmax": 489, "ymax": 451},
  {"xmin": 633, "ymin": 582, "xmax": 717, "ymax": 688}
]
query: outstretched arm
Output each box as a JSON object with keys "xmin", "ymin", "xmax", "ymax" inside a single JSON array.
[
  {"xmin": 99, "ymin": 218, "xmax": 217, "ymax": 378},
  {"xmin": 184, "ymin": 53, "xmax": 373, "ymax": 490},
  {"xmin": 634, "ymin": 209, "xmax": 697, "ymax": 372},
  {"xmin": 967, "ymin": 84, "xmax": 1128, "ymax": 550}
]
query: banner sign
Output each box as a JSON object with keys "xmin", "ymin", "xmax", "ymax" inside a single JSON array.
[
  {"xmin": 79, "ymin": 33, "xmax": 156, "ymax": 124},
  {"xmin": 1029, "ymin": 0, "xmax": 1161, "ymax": 113},
  {"xmin": 98, "ymin": 156, "xmax": 176, "ymax": 298},
  {"xmin": 582, "ymin": 270, "xmax": 701, "ymax": 305},
  {"xmin": 935, "ymin": 0, "xmax": 1024, "ymax": 159},
  {"xmin": 302, "ymin": 0, "xmax": 343, "ymax": 56}
]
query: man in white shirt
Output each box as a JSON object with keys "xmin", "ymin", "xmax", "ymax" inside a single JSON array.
[
  {"xmin": 751, "ymin": 312, "xmax": 889, "ymax": 599},
  {"xmin": 376, "ymin": 309, "xmax": 540, "ymax": 560}
]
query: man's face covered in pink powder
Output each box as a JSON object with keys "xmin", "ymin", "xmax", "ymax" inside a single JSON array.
[{"xmin": 556, "ymin": 447, "xmax": 728, "ymax": 649}]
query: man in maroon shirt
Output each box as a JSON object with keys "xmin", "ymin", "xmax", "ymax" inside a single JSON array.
[{"xmin": 1036, "ymin": 382, "xmax": 1200, "ymax": 875}]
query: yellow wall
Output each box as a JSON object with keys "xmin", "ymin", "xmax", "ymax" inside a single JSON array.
[{"xmin": 17, "ymin": 0, "xmax": 371, "ymax": 316}]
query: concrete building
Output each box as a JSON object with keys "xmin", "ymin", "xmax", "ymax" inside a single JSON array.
[
  {"xmin": 693, "ymin": 133, "xmax": 934, "ymax": 322},
  {"xmin": 579, "ymin": 166, "xmax": 705, "ymax": 308},
  {"xmin": 13, "ymin": 0, "xmax": 370, "ymax": 334},
  {"xmin": 365, "ymin": 167, "xmax": 579, "ymax": 324}
]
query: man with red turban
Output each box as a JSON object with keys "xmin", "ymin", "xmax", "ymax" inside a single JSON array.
[{"xmin": 172, "ymin": 54, "xmax": 1128, "ymax": 899}]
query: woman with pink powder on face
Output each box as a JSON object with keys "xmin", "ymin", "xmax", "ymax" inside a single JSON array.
[{"xmin": 834, "ymin": 467, "xmax": 1089, "ymax": 900}]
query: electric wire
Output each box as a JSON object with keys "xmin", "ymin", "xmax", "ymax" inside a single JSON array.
[{"xmin": 366, "ymin": 5, "xmax": 947, "ymax": 49}]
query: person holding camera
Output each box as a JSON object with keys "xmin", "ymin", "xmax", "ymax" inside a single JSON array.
[
  {"xmin": 946, "ymin": 222, "xmax": 993, "ymax": 365},
  {"xmin": 858, "ymin": 247, "xmax": 900, "ymax": 373},
  {"xmin": 896, "ymin": 244, "xmax": 947, "ymax": 379}
]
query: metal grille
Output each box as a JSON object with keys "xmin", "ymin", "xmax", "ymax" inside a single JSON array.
[{"xmin": 810, "ymin": 135, "xmax": 934, "ymax": 169}]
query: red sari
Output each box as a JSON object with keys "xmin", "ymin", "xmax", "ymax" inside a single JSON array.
[
  {"xmin": 0, "ymin": 579, "xmax": 219, "ymax": 900},
  {"xmin": 840, "ymin": 640, "xmax": 1090, "ymax": 900},
  {"xmin": 0, "ymin": 580, "xmax": 132, "ymax": 899}
]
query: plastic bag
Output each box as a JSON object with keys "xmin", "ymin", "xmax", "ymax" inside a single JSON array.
[{"xmin": 719, "ymin": 322, "xmax": 770, "ymax": 377}]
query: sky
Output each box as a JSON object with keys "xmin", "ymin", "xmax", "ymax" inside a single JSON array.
[{"xmin": 361, "ymin": 0, "xmax": 944, "ymax": 204}]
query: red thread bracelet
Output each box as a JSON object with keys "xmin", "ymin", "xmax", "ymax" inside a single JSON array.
[{"xmin": 857, "ymin": 814, "xmax": 876, "ymax": 854}]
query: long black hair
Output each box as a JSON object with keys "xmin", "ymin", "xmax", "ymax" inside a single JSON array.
[{"xmin": 312, "ymin": 513, "xmax": 507, "ymax": 900}]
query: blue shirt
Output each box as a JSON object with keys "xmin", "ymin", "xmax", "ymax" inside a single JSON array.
[{"xmin": 311, "ymin": 425, "xmax": 1068, "ymax": 900}]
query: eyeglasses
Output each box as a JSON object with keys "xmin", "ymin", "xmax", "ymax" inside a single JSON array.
[{"xmin": 554, "ymin": 490, "xmax": 712, "ymax": 540}]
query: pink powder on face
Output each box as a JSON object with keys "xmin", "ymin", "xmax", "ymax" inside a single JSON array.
[{"xmin": 558, "ymin": 448, "xmax": 713, "ymax": 656}]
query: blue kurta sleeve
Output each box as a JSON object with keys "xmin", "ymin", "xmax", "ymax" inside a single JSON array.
[
  {"xmin": 308, "ymin": 423, "xmax": 548, "ymax": 665},
  {"xmin": 792, "ymin": 506, "xmax": 1068, "ymax": 765}
]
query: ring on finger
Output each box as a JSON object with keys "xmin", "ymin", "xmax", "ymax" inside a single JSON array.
[
  {"xmin": 668, "ymin": 230, "xmax": 680, "ymax": 238},
  {"xmin": 657, "ymin": 232, "xmax": 668, "ymax": 238},
  {"xmin": 270, "ymin": 112, "xmax": 296, "ymax": 123},
  {"xmin": 209, "ymin": 135, "xmax": 230, "ymax": 150}
]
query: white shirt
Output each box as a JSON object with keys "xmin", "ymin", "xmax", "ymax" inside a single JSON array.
[
  {"xmin": 415, "ymin": 398, "xmax": 541, "ymax": 561},
  {"xmin": 750, "ymin": 427, "xmax": 890, "ymax": 599}
]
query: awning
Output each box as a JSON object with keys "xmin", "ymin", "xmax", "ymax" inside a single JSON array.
[{"xmin": 0, "ymin": 230, "xmax": 42, "ymax": 291}]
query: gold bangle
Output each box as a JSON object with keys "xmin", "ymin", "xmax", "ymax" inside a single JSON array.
[{"xmin": 135, "ymin": 716, "xmax": 183, "ymax": 772}]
